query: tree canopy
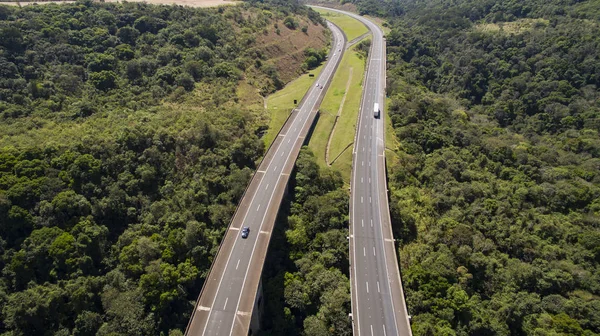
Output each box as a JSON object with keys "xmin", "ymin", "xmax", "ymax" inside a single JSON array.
[
  {"xmin": 381, "ymin": 0, "xmax": 600, "ymax": 334},
  {"xmin": 0, "ymin": 1, "xmax": 327, "ymax": 334}
]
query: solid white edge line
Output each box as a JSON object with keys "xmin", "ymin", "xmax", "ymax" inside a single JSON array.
[
  {"xmin": 202, "ymin": 21, "xmax": 342, "ymax": 336},
  {"xmin": 224, "ymin": 24, "xmax": 345, "ymax": 336}
]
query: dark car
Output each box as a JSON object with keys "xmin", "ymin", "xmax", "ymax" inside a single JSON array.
[{"xmin": 241, "ymin": 227, "xmax": 250, "ymax": 239}]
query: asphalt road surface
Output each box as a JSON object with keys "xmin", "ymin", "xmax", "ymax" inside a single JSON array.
[
  {"xmin": 185, "ymin": 21, "xmax": 346, "ymax": 336},
  {"xmin": 311, "ymin": 6, "xmax": 413, "ymax": 336}
]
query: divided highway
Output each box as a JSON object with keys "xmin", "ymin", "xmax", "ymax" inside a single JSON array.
[
  {"xmin": 185, "ymin": 21, "xmax": 346, "ymax": 336},
  {"xmin": 311, "ymin": 6, "xmax": 413, "ymax": 336}
]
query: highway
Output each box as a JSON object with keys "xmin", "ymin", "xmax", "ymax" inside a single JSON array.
[
  {"xmin": 185, "ymin": 21, "xmax": 346, "ymax": 336},
  {"xmin": 311, "ymin": 7, "xmax": 413, "ymax": 336}
]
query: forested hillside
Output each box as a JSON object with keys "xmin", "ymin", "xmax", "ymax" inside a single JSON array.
[
  {"xmin": 381, "ymin": 0, "xmax": 600, "ymax": 335},
  {"xmin": 0, "ymin": 1, "xmax": 327, "ymax": 335},
  {"xmin": 260, "ymin": 148, "xmax": 352, "ymax": 336}
]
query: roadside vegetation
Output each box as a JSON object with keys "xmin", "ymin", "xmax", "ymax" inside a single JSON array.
[
  {"xmin": 308, "ymin": 39, "xmax": 368, "ymax": 181},
  {"xmin": 0, "ymin": 1, "xmax": 328, "ymax": 334},
  {"xmin": 260, "ymin": 9, "xmax": 370, "ymax": 336},
  {"xmin": 306, "ymin": 8, "xmax": 369, "ymax": 181},
  {"xmin": 307, "ymin": 0, "xmax": 600, "ymax": 334},
  {"xmin": 263, "ymin": 63, "xmax": 324, "ymax": 147},
  {"xmin": 382, "ymin": 0, "xmax": 600, "ymax": 334},
  {"xmin": 314, "ymin": 8, "xmax": 368, "ymax": 41},
  {"xmin": 260, "ymin": 148, "xmax": 351, "ymax": 336}
]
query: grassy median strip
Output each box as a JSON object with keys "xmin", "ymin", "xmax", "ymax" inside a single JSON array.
[
  {"xmin": 263, "ymin": 64, "xmax": 325, "ymax": 147},
  {"xmin": 315, "ymin": 8, "xmax": 369, "ymax": 41},
  {"xmin": 264, "ymin": 10, "xmax": 369, "ymax": 181},
  {"xmin": 308, "ymin": 38, "xmax": 369, "ymax": 182}
]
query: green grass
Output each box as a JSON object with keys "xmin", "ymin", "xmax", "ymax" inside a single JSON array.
[
  {"xmin": 264, "ymin": 9, "xmax": 369, "ymax": 181},
  {"xmin": 263, "ymin": 64, "xmax": 324, "ymax": 147},
  {"xmin": 365, "ymin": 15, "xmax": 391, "ymax": 35},
  {"xmin": 384, "ymin": 97, "xmax": 401, "ymax": 169},
  {"xmin": 315, "ymin": 8, "xmax": 369, "ymax": 42},
  {"xmin": 308, "ymin": 38, "xmax": 369, "ymax": 182}
]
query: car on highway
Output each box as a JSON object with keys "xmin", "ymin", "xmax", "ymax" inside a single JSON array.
[{"xmin": 241, "ymin": 227, "xmax": 250, "ymax": 239}]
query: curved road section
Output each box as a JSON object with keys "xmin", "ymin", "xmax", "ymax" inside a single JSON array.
[
  {"xmin": 185, "ymin": 22, "xmax": 346, "ymax": 336},
  {"xmin": 310, "ymin": 6, "xmax": 413, "ymax": 336}
]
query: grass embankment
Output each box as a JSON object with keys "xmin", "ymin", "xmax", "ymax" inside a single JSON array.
[
  {"xmin": 264, "ymin": 10, "xmax": 370, "ymax": 181},
  {"xmin": 296, "ymin": 9, "xmax": 370, "ymax": 182},
  {"xmin": 315, "ymin": 8, "xmax": 369, "ymax": 41},
  {"xmin": 384, "ymin": 97, "xmax": 401, "ymax": 169},
  {"xmin": 263, "ymin": 64, "xmax": 325, "ymax": 147},
  {"xmin": 308, "ymin": 41, "xmax": 368, "ymax": 181}
]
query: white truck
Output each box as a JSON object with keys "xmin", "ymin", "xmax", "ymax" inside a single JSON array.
[{"xmin": 374, "ymin": 103, "xmax": 380, "ymax": 118}]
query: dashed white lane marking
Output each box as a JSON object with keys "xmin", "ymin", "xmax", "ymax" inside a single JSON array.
[
  {"xmin": 383, "ymin": 325, "xmax": 387, "ymax": 336},
  {"xmin": 257, "ymin": 170, "xmax": 266, "ymax": 173},
  {"xmin": 280, "ymin": 151, "xmax": 284, "ymax": 156},
  {"xmin": 371, "ymin": 219, "xmax": 373, "ymax": 227},
  {"xmin": 361, "ymin": 219, "xmax": 364, "ymax": 227},
  {"xmin": 361, "ymin": 196, "xmax": 363, "ymax": 203},
  {"xmin": 363, "ymin": 247, "xmax": 366, "ymax": 256},
  {"xmin": 362, "ymin": 161, "xmax": 364, "ymax": 166},
  {"xmin": 259, "ymin": 230, "xmax": 269, "ymax": 234},
  {"xmin": 230, "ymin": 227, "xmax": 240, "ymax": 231},
  {"xmin": 366, "ymin": 281, "xmax": 369, "ymax": 294},
  {"xmin": 369, "ymin": 161, "xmax": 371, "ymax": 167},
  {"xmin": 377, "ymin": 281, "xmax": 380, "ymax": 293},
  {"xmin": 361, "ymin": 177, "xmax": 363, "ymax": 183},
  {"xmin": 294, "ymin": 128, "xmax": 297, "ymax": 132},
  {"xmin": 373, "ymin": 247, "xmax": 376, "ymax": 256},
  {"xmin": 223, "ymin": 297, "xmax": 229, "ymax": 310},
  {"xmin": 198, "ymin": 306, "xmax": 211, "ymax": 312},
  {"xmin": 256, "ymin": 204, "xmax": 261, "ymax": 212},
  {"xmin": 371, "ymin": 325, "xmax": 374, "ymax": 336},
  {"xmin": 274, "ymin": 166, "xmax": 278, "ymax": 171},
  {"xmin": 236, "ymin": 259, "xmax": 240, "ymax": 270},
  {"xmin": 288, "ymin": 139, "xmax": 291, "ymax": 143},
  {"xmin": 265, "ymin": 183, "xmax": 269, "ymax": 190},
  {"xmin": 369, "ymin": 177, "xmax": 371, "ymax": 183},
  {"xmin": 370, "ymin": 197, "xmax": 372, "ymax": 203}
]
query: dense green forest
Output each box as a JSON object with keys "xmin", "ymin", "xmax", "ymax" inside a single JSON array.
[
  {"xmin": 381, "ymin": 0, "xmax": 600, "ymax": 335},
  {"xmin": 0, "ymin": 1, "xmax": 328, "ymax": 335},
  {"xmin": 260, "ymin": 148, "xmax": 352, "ymax": 336}
]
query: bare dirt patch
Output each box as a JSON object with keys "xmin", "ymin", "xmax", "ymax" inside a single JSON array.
[
  {"xmin": 475, "ymin": 18, "xmax": 550, "ymax": 35},
  {"xmin": 256, "ymin": 17, "xmax": 328, "ymax": 84},
  {"xmin": 0, "ymin": 0, "xmax": 236, "ymax": 7}
]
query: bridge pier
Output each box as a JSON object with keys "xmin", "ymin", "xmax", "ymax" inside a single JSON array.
[{"xmin": 249, "ymin": 277, "xmax": 263, "ymax": 335}]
